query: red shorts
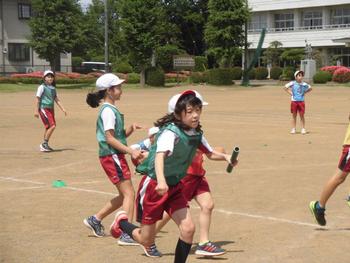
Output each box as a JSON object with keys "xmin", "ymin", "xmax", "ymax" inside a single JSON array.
[
  {"xmin": 338, "ymin": 145, "xmax": 350, "ymax": 172},
  {"xmin": 290, "ymin": 101, "xmax": 305, "ymax": 115},
  {"xmin": 181, "ymin": 175, "xmax": 210, "ymax": 201},
  {"xmin": 39, "ymin": 108, "xmax": 56, "ymax": 129},
  {"xmin": 99, "ymin": 154, "xmax": 131, "ymax": 185},
  {"xmin": 136, "ymin": 176, "xmax": 188, "ymax": 225}
]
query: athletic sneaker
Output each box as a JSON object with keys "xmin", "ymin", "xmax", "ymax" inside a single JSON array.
[
  {"xmin": 110, "ymin": 210, "xmax": 128, "ymax": 239},
  {"xmin": 346, "ymin": 196, "xmax": 350, "ymax": 208},
  {"xmin": 195, "ymin": 241, "xmax": 226, "ymax": 256},
  {"xmin": 118, "ymin": 232, "xmax": 138, "ymax": 246},
  {"xmin": 301, "ymin": 128, "xmax": 307, "ymax": 135},
  {"xmin": 141, "ymin": 244, "xmax": 162, "ymax": 257},
  {"xmin": 290, "ymin": 128, "xmax": 296, "ymax": 134},
  {"xmin": 309, "ymin": 201, "xmax": 326, "ymax": 226},
  {"xmin": 39, "ymin": 143, "xmax": 51, "ymax": 152},
  {"xmin": 83, "ymin": 216, "xmax": 105, "ymax": 237}
]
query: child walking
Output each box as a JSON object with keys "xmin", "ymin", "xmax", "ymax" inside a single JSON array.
[
  {"xmin": 34, "ymin": 70, "xmax": 67, "ymax": 152},
  {"xmin": 309, "ymin": 113, "xmax": 350, "ymax": 226},
  {"xmin": 284, "ymin": 70, "xmax": 312, "ymax": 134},
  {"xmin": 109, "ymin": 90, "xmax": 237, "ymax": 262},
  {"xmin": 84, "ymin": 73, "xmax": 142, "ymax": 246}
]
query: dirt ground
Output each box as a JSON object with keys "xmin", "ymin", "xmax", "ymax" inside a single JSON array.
[{"xmin": 1, "ymin": 84, "xmax": 350, "ymax": 263}]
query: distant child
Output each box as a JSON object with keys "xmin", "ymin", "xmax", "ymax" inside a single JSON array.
[
  {"xmin": 109, "ymin": 90, "xmax": 237, "ymax": 263},
  {"xmin": 34, "ymin": 70, "xmax": 67, "ymax": 152},
  {"xmin": 284, "ymin": 70, "xmax": 312, "ymax": 134},
  {"xmin": 84, "ymin": 73, "xmax": 142, "ymax": 246},
  {"xmin": 130, "ymin": 126, "xmax": 160, "ymax": 166},
  {"xmin": 155, "ymin": 147, "xmax": 231, "ymax": 257},
  {"xmin": 309, "ymin": 113, "xmax": 350, "ymax": 226}
]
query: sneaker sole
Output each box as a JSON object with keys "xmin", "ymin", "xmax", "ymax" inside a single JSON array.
[
  {"xmin": 110, "ymin": 211, "xmax": 127, "ymax": 238},
  {"xmin": 308, "ymin": 201, "xmax": 326, "ymax": 226},
  {"xmin": 141, "ymin": 245, "xmax": 162, "ymax": 258},
  {"xmin": 195, "ymin": 250, "xmax": 226, "ymax": 256},
  {"xmin": 118, "ymin": 239, "xmax": 139, "ymax": 246},
  {"xmin": 83, "ymin": 219, "xmax": 104, "ymax": 237},
  {"xmin": 39, "ymin": 144, "xmax": 51, "ymax": 152}
]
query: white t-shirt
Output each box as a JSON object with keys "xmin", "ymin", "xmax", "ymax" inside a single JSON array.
[
  {"xmin": 101, "ymin": 103, "xmax": 118, "ymax": 131},
  {"xmin": 35, "ymin": 84, "xmax": 55, "ymax": 97},
  {"xmin": 157, "ymin": 129, "xmax": 212, "ymax": 156}
]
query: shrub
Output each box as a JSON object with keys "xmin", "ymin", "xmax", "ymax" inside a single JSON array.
[
  {"xmin": 230, "ymin": 67, "xmax": 242, "ymax": 80},
  {"xmin": 207, "ymin": 68, "xmax": 233, "ymax": 85},
  {"xmin": 72, "ymin": 56, "xmax": 83, "ymax": 67},
  {"xmin": 332, "ymin": 67, "xmax": 350, "ymax": 83},
  {"xmin": 146, "ymin": 67, "xmax": 165, "ymax": 86},
  {"xmin": 190, "ymin": 71, "xmax": 208, "ymax": 83},
  {"xmin": 248, "ymin": 68, "xmax": 256, "ymax": 79},
  {"xmin": 156, "ymin": 44, "xmax": 183, "ymax": 72},
  {"xmin": 313, "ymin": 71, "xmax": 331, "ymax": 84},
  {"xmin": 255, "ymin": 67, "xmax": 268, "ymax": 80},
  {"xmin": 194, "ymin": 56, "xmax": 208, "ymax": 72},
  {"xmin": 320, "ymin": 66, "xmax": 344, "ymax": 75},
  {"xmin": 113, "ymin": 61, "xmax": 133, "ymax": 74},
  {"xmin": 126, "ymin": 73, "xmax": 140, "ymax": 84},
  {"xmin": 280, "ymin": 67, "xmax": 294, "ymax": 81},
  {"xmin": 270, "ymin": 67, "xmax": 283, "ymax": 80}
]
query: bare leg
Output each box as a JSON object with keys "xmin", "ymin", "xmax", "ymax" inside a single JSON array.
[
  {"xmin": 130, "ymin": 224, "xmax": 156, "ymax": 247},
  {"xmin": 44, "ymin": 125, "xmax": 56, "ymax": 141},
  {"xmin": 171, "ymin": 208, "xmax": 195, "ymax": 243},
  {"xmin": 300, "ymin": 114, "xmax": 305, "ymax": 129},
  {"xmin": 291, "ymin": 113, "xmax": 297, "ymax": 130},
  {"xmin": 194, "ymin": 192, "xmax": 214, "ymax": 243},
  {"xmin": 319, "ymin": 169, "xmax": 349, "ymax": 208},
  {"xmin": 155, "ymin": 212, "xmax": 171, "ymax": 233}
]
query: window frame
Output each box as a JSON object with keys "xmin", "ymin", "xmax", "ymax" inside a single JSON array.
[
  {"xmin": 18, "ymin": 3, "xmax": 31, "ymax": 19},
  {"xmin": 8, "ymin": 43, "xmax": 30, "ymax": 62}
]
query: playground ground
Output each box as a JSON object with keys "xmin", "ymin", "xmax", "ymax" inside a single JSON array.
[{"xmin": 1, "ymin": 83, "xmax": 350, "ymax": 263}]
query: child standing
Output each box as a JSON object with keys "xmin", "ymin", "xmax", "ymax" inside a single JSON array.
[
  {"xmin": 309, "ymin": 113, "xmax": 350, "ymax": 226},
  {"xmin": 109, "ymin": 90, "xmax": 237, "ymax": 262},
  {"xmin": 84, "ymin": 73, "xmax": 142, "ymax": 246},
  {"xmin": 284, "ymin": 70, "xmax": 312, "ymax": 134},
  {"xmin": 34, "ymin": 70, "xmax": 67, "ymax": 152}
]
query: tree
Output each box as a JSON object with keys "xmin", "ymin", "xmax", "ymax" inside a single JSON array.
[
  {"xmin": 29, "ymin": 0, "xmax": 82, "ymax": 71},
  {"xmin": 119, "ymin": 0, "xmax": 175, "ymax": 87},
  {"xmin": 262, "ymin": 41, "xmax": 283, "ymax": 66},
  {"xmin": 281, "ymin": 48, "xmax": 305, "ymax": 66},
  {"xmin": 204, "ymin": 0, "xmax": 249, "ymax": 68}
]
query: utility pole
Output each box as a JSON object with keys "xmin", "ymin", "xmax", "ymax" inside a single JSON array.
[{"xmin": 104, "ymin": 0, "xmax": 109, "ymax": 72}]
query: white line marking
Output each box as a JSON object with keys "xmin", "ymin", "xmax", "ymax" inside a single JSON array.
[
  {"xmin": 1, "ymin": 186, "xmax": 46, "ymax": 191},
  {"xmin": 0, "ymin": 176, "xmax": 45, "ymax": 185},
  {"xmin": 64, "ymin": 186, "xmax": 115, "ymax": 196}
]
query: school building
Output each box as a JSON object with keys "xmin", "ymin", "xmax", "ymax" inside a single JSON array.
[
  {"xmin": 0, "ymin": 0, "xmax": 71, "ymax": 75},
  {"xmin": 248, "ymin": 0, "xmax": 350, "ymax": 67}
]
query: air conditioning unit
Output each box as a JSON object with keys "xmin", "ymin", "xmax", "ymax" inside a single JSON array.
[{"xmin": 25, "ymin": 67, "xmax": 35, "ymax": 73}]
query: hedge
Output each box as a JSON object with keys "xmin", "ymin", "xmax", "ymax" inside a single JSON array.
[{"xmin": 207, "ymin": 68, "xmax": 233, "ymax": 85}]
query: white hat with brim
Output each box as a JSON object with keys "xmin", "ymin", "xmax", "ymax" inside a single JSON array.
[
  {"xmin": 167, "ymin": 90, "xmax": 208, "ymax": 113},
  {"xmin": 294, "ymin": 70, "xmax": 304, "ymax": 78},
  {"xmin": 43, "ymin": 70, "xmax": 54, "ymax": 77},
  {"xmin": 96, "ymin": 73, "xmax": 125, "ymax": 90},
  {"xmin": 148, "ymin": 126, "xmax": 160, "ymax": 137}
]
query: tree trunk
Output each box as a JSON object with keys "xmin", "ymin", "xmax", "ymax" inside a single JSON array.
[
  {"xmin": 54, "ymin": 55, "xmax": 61, "ymax": 72},
  {"xmin": 140, "ymin": 68, "xmax": 145, "ymax": 88}
]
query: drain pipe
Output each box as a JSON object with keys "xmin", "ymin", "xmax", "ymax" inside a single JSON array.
[{"xmin": 0, "ymin": 0, "xmax": 5, "ymax": 75}]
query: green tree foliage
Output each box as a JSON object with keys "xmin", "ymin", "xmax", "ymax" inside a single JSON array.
[
  {"xmin": 204, "ymin": 0, "xmax": 249, "ymax": 68},
  {"xmin": 29, "ymin": 0, "xmax": 82, "ymax": 71},
  {"xmin": 119, "ymin": 0, "xmax": 175, "ymax": 86},
  {"xmin": 262, "ymin": 41, "xmax": 283, "ymax": 66},
  {"xmin": 281, "ymin": 48, "xmax": 305, "ymax": 65}
]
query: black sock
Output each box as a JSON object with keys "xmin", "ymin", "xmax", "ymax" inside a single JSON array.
[
  {"xmin": 174, "ymin": 239, "xmax": 192, "ymax": 263},
  {"xmin": 119, "ymin": 220, "xmax": 138, "ymax": 238}
]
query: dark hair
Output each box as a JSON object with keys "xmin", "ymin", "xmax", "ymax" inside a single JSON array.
[
  {"xmin": 86, "ymin": 90, "xmax": 107, "ymax": 108},
  {"xmin": 154, "ymin": 94, "xmax": 203, "ymax": 132},
  {"xmin": 43, "ymin": 73, "xmax": 56, "ymax": 87}
]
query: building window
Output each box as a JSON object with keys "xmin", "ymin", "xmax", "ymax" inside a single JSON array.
[
  {"xmin": 18, "ymin": 3, "xmax": 31, "ymax": 19},
  {"xmin": 249, "ymin": 13, "xmax": 267, "ymax": 31},
  {"xmin": 274, "ymin": 13, "xmax": 294, "ymax": 31},
  {"xmin": 303, "ymin": 11, "xmax": 322, "ymax": 29},
  {"xmin": 331, "ymin": 8, "xmax": 350, "ymax": 25},
  {"xmin": 8, "ymin": 43, "xmax": 30, "ymax": 62}
]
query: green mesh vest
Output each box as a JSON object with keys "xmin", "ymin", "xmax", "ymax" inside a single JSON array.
[
  {"xmin": 137, "ymin": 123, "xmax": 202, "ymax": 186},
  {"xmin": 96, "ymin": 103, "xmax": 127, "ymax": 157},
  {"xmin": 39, "ymin": 84, "xmax": 56, "ymax": 109}
]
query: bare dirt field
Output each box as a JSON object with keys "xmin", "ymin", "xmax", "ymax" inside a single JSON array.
[{"xmin": 1, "ymin": 84, "xmax": 350, "ymax": 263}]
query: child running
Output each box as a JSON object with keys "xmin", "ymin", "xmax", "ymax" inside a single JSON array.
[
  {"xmin": 84, "ymin": 73, "xmax": 142, "ymax": 246},
  {"xmin": 284, "ymin": 70, "xmax": 312, "ymax": 134},
  {"xmin": 109, "ymin": 90, "xmax": 237, "ymax": 262},
  {"xmin": 34, "ymin": 70, "xmax": 67, "ymax": 152},
  {"xmin": 309, "ymin": 113, "xmax": 350, "ymax": 226}
]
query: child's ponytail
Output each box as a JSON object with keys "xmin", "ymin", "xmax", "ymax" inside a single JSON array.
[{"xmin": 86, "ymin": 90, "xmax": 106, "ymax": 108}]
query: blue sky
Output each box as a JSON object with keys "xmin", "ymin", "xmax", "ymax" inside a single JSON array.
[{"xmin": 79, "ymin": 0, "xmax": 92, "ymax": 9}]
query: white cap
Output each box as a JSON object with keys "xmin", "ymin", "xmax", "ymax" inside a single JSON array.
[
  {"xmin": 148, "ymin": 126, "xmax": 159, "ymax": 137},
  {"xmin": 43, "ymin": 70, "xmax": 54, "ymax": 77},
  {"xmin": 294, "ymin": 70, "xmax": 304, "ymax": 78},
  {"xmin": 167, "ymin": 90, "xmax": 208, "ymax": 113},
  {"xmin": 96, "ymin": 73, "xmax": 125, "ymax": 90}
]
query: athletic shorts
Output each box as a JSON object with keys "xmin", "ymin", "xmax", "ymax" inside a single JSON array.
[
  {"xmin": 338, "ymin": 145, "xmax": 350, "ymax": 172},
  {"xmin": 181, "ymin": 175, "xmax": 210, "ymax": 201},
  {"xmin": 99, "ymin": 154, "xmax": 131, "ymax": 185},
  {"xmin": 290, "ymin": 101, "xmax": 305, "ymax": 115},
  {"xmin": 39, "ymin": 108, "xmax": 55, "ymax": 129},
  {"xmin": 136, "ymin": 176, "xmax": 188, "ymax": 225}
]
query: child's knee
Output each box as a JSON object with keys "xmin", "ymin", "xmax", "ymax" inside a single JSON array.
[{"xmin": 180, "ymin": 221, "xmax": 195, "ymax": 239}]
